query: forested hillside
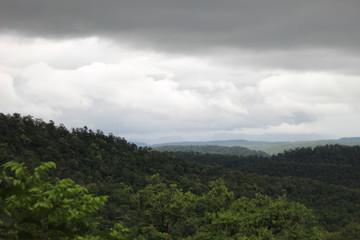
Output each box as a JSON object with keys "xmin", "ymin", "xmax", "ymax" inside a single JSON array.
[
  {"xmin": 1, "ymin": 113, "xmax": 360, "ymax": 239},
  {"xmin": 168, "ymin": 145, "xmax": 360, "ymax": 188},
  {"xmin": 155, "ymin": 145, "xmax": 269, "ymax": 157}
]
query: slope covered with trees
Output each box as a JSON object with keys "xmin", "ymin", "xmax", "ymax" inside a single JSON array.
[
  {"xmin": 168, "ymin": 145, "xmax": 360, "ymax": 188},
  {"xmin": 0, "ymin": 113, "xmax": 359, "ymax": 239},
  {"xmin": 155, "ymin": 145, "xmax": 269, "ymax": 157},
  {"xmin": 1, "ymin": 161, "xmax": 327, "ymax": 239}
]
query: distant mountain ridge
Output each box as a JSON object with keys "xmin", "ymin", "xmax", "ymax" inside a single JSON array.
[
  {"xmin": 148, "ymin": 137, "xmax": 360, "ymax": 155},
  {"xmin": 151, "ymin": 139, "xmax": 285, "ymax": 147},
  {"xmin": 155, "ymin": 145, "xmax": 269, "ymax": 157}
]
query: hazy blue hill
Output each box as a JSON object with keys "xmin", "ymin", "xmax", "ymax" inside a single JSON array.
[
  {"xmin": 251, "ymin": 138, "xmax": 360, "ymax": 155},
  {"xmin": 250, "ymin": 141, "xmax": 333, "ymax": 155},
  {"xmin": 337, "ymin": 137, "xmax": 360, "ymax": 143},
  {"xmin": 155, "ymin": 144, "xmax": 269, "ymax": 157},
  {"xmin": 153, "ymin": 138, "xmax": 360, "ymax": 155},
  {"xmin": 152, "ymin": 139, "xmax": 284, "ymax": 147},
  {"xmin": 129, "ymin": 140, "xmax": 149, "ymax": 147}
]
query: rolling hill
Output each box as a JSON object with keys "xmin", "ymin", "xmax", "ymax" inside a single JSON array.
[
  {"xmin": 1, "ymin": 113, "xmax": 359, "ymax": 234},
  {"xmin": 151, "ymin": 138, "xmax": 360, "ymax": 155},
  {"xmin": 155, "ymin": 144, "xmax": 269, "ymax": 157}
]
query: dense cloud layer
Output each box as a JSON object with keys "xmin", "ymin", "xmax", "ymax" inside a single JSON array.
[
  {"xmin": 1, "ymin": 0, "xmax": 360, "ymax": 52},
  {"xmin": 1, "ymin": 1, "xmax": 360, "ymax": 143},
  {"xmin": 1, "ymin": 38, "xmax": 360, "ymax": 142}
]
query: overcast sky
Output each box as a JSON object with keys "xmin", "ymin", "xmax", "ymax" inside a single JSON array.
[{"xmin": 1, "ymin": 0, "xmax": 360, "ymax": 144}]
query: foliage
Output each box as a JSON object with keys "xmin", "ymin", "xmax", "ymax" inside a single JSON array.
[
  {"xmin": 0, "ymin": 160, "xmax": 325, "ymax": 240},
  {"xmin": 190, "ymin": 182, "xmax": 324, "ymax": 240},
  {"xmin": 0, "ymin": 161, "xmax": 107, "ymax": 240},
  {"xmin": 130, "ymin": 174, "xmax": 197, "ymax": 239},
  {"xmin": 168, "ymin": 144, "xmax": 360, "ymax": 188},
  {"xmin": 156, "ymin": 145, "xmax": 269, "ymax": 157},
  {"xmin": 129, "ymin": 177, "xmax": 325, "ymax": 240},
  {"xmin": 325, "ymin": 222, "xmax": 360, "ymax": 240},
  {"xmin": 1, "ymin": 113, "xmax": 360, "ymax": 234}
]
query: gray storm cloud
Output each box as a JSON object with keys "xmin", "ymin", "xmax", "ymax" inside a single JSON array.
[
  {"xmin": 1, "ymin": 0, "xmax": 360, "ymax": 143},
  {"xmin": 1, "ymin": 0, "xmax": 360, "ymax": 52}
]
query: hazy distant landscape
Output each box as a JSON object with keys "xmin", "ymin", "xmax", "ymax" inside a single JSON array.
[
  {"xmin": 151, "ymin": 137, "xmax": 360, "ymax": 155},
  {"xmin": 2, "ymin": 0, "xmax": 360, "ymax": 239}
]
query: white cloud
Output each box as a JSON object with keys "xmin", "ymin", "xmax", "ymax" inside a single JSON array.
[
  {"xmin": 1, "ymin": 35, "xmax": 360, "ymax": 142},
  {"xmin": 258, "ymin": 71, "xmax": 357, "ymax": 116},
  {"xmin": 0, "ymin": 71, "xmax": 19, "ymax": 102}
]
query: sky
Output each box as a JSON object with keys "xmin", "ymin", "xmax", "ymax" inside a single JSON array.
[{"xmin": 1, "ymin": 0, "xmax": 360, "ymax": 144}]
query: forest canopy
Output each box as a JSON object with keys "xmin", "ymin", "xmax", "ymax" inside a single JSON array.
[
  {"xmin": 1, "ymin": 160, "xmax": 325, "ymax": 240},
  {"xmin": 0, "ymin": 113, "xmax": 359, "ymax": 239}
]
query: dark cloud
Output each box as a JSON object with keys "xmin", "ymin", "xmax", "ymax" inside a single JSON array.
[
  {"xmin": 2, "ymin": 0, "xmax": 360, "ymax": 143},
  {"xmin": 1, "ymin": 0, "xmax": 359, "ymax": 52}
]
